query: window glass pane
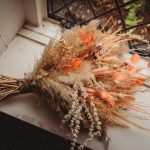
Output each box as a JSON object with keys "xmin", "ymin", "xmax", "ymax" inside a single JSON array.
[
  {"xmin": 48, "ymin": 0, "xmax": 64, "ymax": 13},
  {"xmin": 55, "ymin": 8, "xmax": 75, "ymax": 22},
  {"xmin": 90, "ymin": 0, "xmax": 116, "ymax": 16},
  {"xmin": 98, "ymin": 10, "xmax": 122, "ymax": 31},
  {"xmin": 67, "ymin": 0, "xmax": 94, "ymax": 24},
  {"xmin": 129, "ymin": 24, "xmax": 150, "ymax": 47}
]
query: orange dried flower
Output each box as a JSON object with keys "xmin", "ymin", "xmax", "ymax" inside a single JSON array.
[
  {"xmin": 132, "ymin": 79, "xmax": 144, "ymax": 86},
  {"xmin": 78, "ymin": 31, "xmax": 94, "ymax": 46},
  {"xmin": 107, "ymin": 98, "xmax": 115, "ymax": 108},
  {"xmin": 62, "ymin": 58, "xmax": 81, "ymax": 74},
  {"xmin": 62, "ymin": 66, "xmax": 71, "ymax": 74},
  {"xmin": 86, "ymin": 88, "xmax": 95, "ymax": 96},
  {"xmin": 131, "ymin": 53, "xmax": 140, "ymax": 64},
  {"xmin": 114, "ymin": 74, "xmax": 127, "ymax": 81},
  {"xmin": 100, "ymin": 89, "xmax": 108, "ymax": 99},
  {"xmin": 70, "ymin": 58, "xmax": 81, "ymax": 69},
  {"xmin": 147, "ymin": 62, "xmax": 150, "ymax": 68},
  {"xmin": 122, "ymin": 64, "xmax": 136, "ymax": 76},
  {"xmin": 98, "ymin": 89, "xmax": 115, "ymax": 108},
  {"xmin": 93, "ymin": 69, "xmax": 117, "ymax": 77}
]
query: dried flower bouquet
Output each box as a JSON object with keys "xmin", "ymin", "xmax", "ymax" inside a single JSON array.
[{"xmin": 0, "ymin": 20, "xmax": 150, "ymax": 149}]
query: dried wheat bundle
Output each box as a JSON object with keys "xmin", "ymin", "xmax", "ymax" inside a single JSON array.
[{"xmin": 0, "ymin": 20, "xmax": 150, "ymax": 149}]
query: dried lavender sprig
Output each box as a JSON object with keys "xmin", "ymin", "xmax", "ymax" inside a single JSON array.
[
  {"xmin": 70, "ymin": 99, "xmax": 83, "ymax": 150},
  {"xmin": 61, "ymin": 90, "xmax": 79, "ymax": 125},
  {"xmin": 91, "ymin": 102, "xmax": 102, "ymax": 133},
  {"xmin": 78, "ymin": 99, "xmax": 96, "ymax": 150}
]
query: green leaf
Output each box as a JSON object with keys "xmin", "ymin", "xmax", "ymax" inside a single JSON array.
[
  {"xmin": 125, "ymin": 5, "xmax": 132, "ymax": 9},
  {"xmin": 123, "ymin": 0, "xmax": 130, "ymax": 3},
  {"xmin": 125, "ymin": 19, "xmax": 137, "ymax": 27},
  {"xmin": 124, "ymin": 0, "xmax": 145, "ymax": 27}
]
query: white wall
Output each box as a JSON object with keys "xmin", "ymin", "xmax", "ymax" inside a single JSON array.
[
  {"xmin": 22, "ymin": 0, "xmax": 47, "ymax": 26},
  {"xmin": 0, "ymin": 0, "xmax": 25, "ymax": 55},
  {"xmin": 0, "ymin": 37, "xmax": 6, "ymax": 56},
  {"xmin": 0, "ymin": 0, "xmax": 48, "ymax": 56}
]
